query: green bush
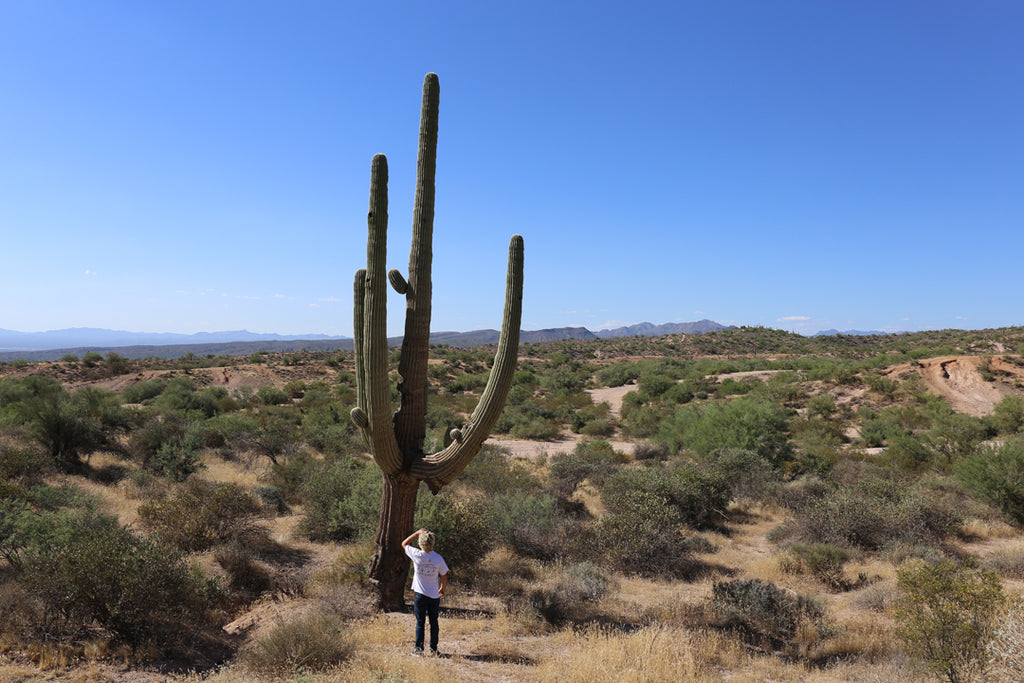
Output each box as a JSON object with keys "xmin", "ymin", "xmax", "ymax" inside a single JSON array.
[
  {"xmin": 956, "ymin": 438, "xmax": 1024, "ymax": 524},
  {"xmin": 491, "ymin": 493, "xmax": 567, "ymax": 560},
  {"xmin": 656, "ymin": 396, "xmax": 793, "ymax": 466},
  {"xmin": 415, "ymin": 493, "xmax": 494, "ymax": 570},
  {"xmin": 548, "ymin": 441, "xmax": 621, "ymax": 499},
  {"xmin": 21, "ymin": 392, "xmax": 109, "ymax": 472},
  {"xmin": 788, "ymin": 542, "xmax": 852, "ymax": 591},
  {"xmin": 706, "ymin": 448, "xmax": 777, "ymax": 502},
  {"xmin": 19, "ymin": 519, "xmax": 214, "ymax": 647},
  {"xmin": 989, "ymin": 395, "xmax": 1024, "ymax": 435},
  {"xmin": 896, "ymin": 558, "xmax": 1005, "ymax": 683},
  {"xmin": 120, "ymin": 378, "xmax": 168, "ymax": 404},
  {"xmin": 299, "ymin": 457, "xmax": 381, "ymax": 543},
  {"xmin": 601, "ymin": 461, "xmax": 729, "ymax": 529},
  {"xmin": 129, "ymin": 415, "xmax": 205, "ymax": 480},
  {"xmin": 257, "ymin": 386, "xmax": 290, "ymax": 406}
]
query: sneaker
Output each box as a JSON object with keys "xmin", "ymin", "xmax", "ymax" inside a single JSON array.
[{"xmin": 412, "ymin": 647, "xmax": 423, "ymax": 655}]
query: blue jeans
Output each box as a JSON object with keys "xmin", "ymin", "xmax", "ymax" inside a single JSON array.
[{"xmin": 413, "ymin": 592, "xmax": 440, "ymax": 651}]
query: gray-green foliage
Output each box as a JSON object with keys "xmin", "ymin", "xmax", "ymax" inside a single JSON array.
[
  {"xmin": 956, "ymin": 437, "xmax": 1024, "ymax": 524},
  {"xmin": 711, "ymin": 578, "xmax": 828, "ymax": 649},
  {"xmin": 779, "ymin": 475, "xmax": 961, "ymax": 550},
  {"xmin": 896, "ymin": 558, "xmax": 1005, "ymax": 683},
  {"xmin": 414, "ymin": 493, "xmax": 494, "ymax": 570},
  {"xmin": 299, "ymin": 457, "xmax": 382, "ymax": 543}
]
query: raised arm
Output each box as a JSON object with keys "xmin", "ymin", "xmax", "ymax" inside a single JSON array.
[{"xmin": 401, "ymin": 528, "xmax": 427, "ymax": 549}]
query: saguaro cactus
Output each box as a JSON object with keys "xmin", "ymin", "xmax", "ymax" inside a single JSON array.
[{"xmin": 351, "ymin": 73, "xmax": 524, "ymax": 611}]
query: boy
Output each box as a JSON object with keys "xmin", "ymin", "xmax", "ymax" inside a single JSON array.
[{"xmin": 401, "ymin": 527, "xmax": 449, "ymax": 654}]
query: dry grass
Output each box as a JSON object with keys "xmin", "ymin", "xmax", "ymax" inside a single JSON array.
[
  {"xmin": 962, "ymin": 516, "xmax": 1021, "ymax": 540},
  {"xmin": 984, "ymin": 540, "xmax": 1024, "ymax": 579},
  {"xmin": 533, "ymin": 624, "xmax": 744, "ymax": 683}
]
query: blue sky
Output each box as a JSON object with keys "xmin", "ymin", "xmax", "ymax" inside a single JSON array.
[{"xmin": 2, "ymin": 1, "xmax": 1022, "ymax": 337}]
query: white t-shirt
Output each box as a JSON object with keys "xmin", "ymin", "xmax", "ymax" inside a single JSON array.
[{"xmin": 404, "ymin": 546, "xmax": 449, "ymax": 599}]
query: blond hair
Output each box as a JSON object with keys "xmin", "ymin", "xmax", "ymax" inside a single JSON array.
[{"xmin": 419, "ymin": 530, "xmax": 435, "ymax": 552}]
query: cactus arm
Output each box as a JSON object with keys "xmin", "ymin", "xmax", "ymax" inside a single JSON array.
[
  {"xmin": 351, "ymin": 268, "xmax": 370, "ymax": 434},
  {"xmin": 363, "ymin": 154, "xmax": 403, "ymax": 475},
  {"xmin": 394, "ymin": 73, "xmax": 440, "ymax": 457},
  {"xmin": 411, "ymin": 234, "xmax": 524, "ymax": 491},
  {"xmin": 388, "ymin": 269, "xmax": 408, "ymax": 294}
]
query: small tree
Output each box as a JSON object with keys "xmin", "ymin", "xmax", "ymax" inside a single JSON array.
[{"xmin": 895, "ymin": 558, "xmax": 1006, "ymax": 683}]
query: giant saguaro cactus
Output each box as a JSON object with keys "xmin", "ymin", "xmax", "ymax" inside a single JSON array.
[{"xmin": 351, "ymin": 73, "xmax": 524, "ymax": 611}]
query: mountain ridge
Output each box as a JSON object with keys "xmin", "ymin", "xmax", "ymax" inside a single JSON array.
[{"xmin": 0, "ymin": 320, "xmax": 735, "ymax": 361}]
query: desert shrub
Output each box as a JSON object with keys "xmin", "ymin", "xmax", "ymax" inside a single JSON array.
[
  {"xmin": 806, "ymin": 394, "xmax": 837, "ymax": 419},
  {"xmin": 601, "ymin": 461, "xmax": 729, "ymax": 529},
  {"xmin": 491, "ymin": 493, "xmax": 568, "ymax": 561},
  {"xmin": 509, "ymin": 415, "xmax": 561, "ymax": 440},
  {"xmin": 129, "ymin": 415, "xmax": 205, "ymax": 480},
  {"xmin": 120, "ymin": 378, "xmax": 168, "ymax": 404},
  {"xmin": 0, "ymin": 443, "xmax": 50, "ymax": 486},
  {"xmin": 706, "ymin": 448, "xmax": 777, "ymax": 502},
  {"xmin": 656, "ymin": 396, "xmax": 793, "ymax": 466},
  {"xmin": 928, "ymin": 413, "xmax": 990, "ymax": 468},
  {"xmin": 415, "ymin": 494, "xmax": 494, "ymax": 570},
  {"xmin": 711, "ymin": 578, "xmax": 828, "ymax": 650},
  {"xmin": 240, "ymin": 611, "xmax": 353, "ymax": 676},
  {"xmin": 779, "ymin": 476, "xmax": 961, "ymax": 551},
  {"xmin": 243, "ymin": 409, "xmax": 302, "ymax": 465},
  {"xmin": 526, "ymin": 562, "xmax": 611, "ymax": 625},
  {"xmin": 81, "ymin": 351, "xmax": 103, "ymax": 367},
  {"xmin": 619, "ymin": 402, "xmax": 667, "ymax": 439},
  {"xmin": 255, "ymin": 485, "xmax": 288, "ymax": 514},
  {"xmin": 571, "ymin": 402, "xmax": 616, "ymax": 437},
  {"xmin": 637, "ymin": 372, "xmax": 675, "ymax": 399},
  {"xmin": 257, "ymin": 385, "xmax": 290, "ymax": 406},
  {"xmin": 596, "ymin": 471, "xmax": 697, "ymax": 579},
  {"xmin": 17, "ymin": 519, "xmax": 213, "ymax": 647},
  {"xmin": 19, "ymin": 392, "xmax": 110, "ymax": 473},
  {"xmin": 896, "ymin": 558, "xmax": 1006, "ymax": 683},
  {"xmin": 886, "ymin": 433, "xmax": 938, "ymax": 473},
  {"xmin": 214, "ymin": 541, "xmax": 274, "ymax": 596},
  {"xmin": 548, "ymin": 440, "xmax": 621, "ymax": 499},
  {"xmin": 153, "ymin": 377, "xmax": 222, "ymax": 418},
  {"xmin": 956, "ymin": 438, "xmax": 1024, "ymax": 524},
  {"xmin": 459, "ymin": 444, "xmax": 542, "ymax": 497},
  {"xmin": 632, "ymin": 441, "xmax": 669, "ymax": 461},
  {"xmin": 787, "ymin": 542, "xmax": 853, "ymax": 591},
  {"xmin": 201, "ymin": 412, "xmax": 258, "ymax": 449},
  {"xmin": 137, "ymin": 479, "xmax": 262, "ymax": 552},
  {"xmin": 988, "ymin": 395, "xmax": 1024, "ymax": 435},
  {"xmin": 300, "ymin": 457, "xmax": 381, "ymax": 543},
  {"xmin": 595, "ymin": 362, "xmax": 639, "ymax": 388},
  {"xmin": 302, "ymin": 403, "xmax": 359, "ymax": 456},
  {"xmin": 859, "ymin": 409, "xmax": 907, "ymax": 447}
]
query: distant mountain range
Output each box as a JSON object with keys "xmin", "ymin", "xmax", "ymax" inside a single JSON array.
[
  {"xmin": 0, "ymin": 328, "xmax": 350, "ymax": 352},
  {"xmin": 812, "ymin": 329, "xmax": 892, "ymax": 337},
  {"xmin": 0, "ymin": 320, "xmax": 735, "ymax": 361}
]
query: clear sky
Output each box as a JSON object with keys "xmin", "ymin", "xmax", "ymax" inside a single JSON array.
[{"xmin": 2, "ymin": 1, "xmax": 1022, "ymax": 338}]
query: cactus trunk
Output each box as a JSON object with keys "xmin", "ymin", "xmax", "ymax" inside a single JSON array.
[{"xmin": 351, "ymin": 73, "xmax": 524, "ymax": 611}]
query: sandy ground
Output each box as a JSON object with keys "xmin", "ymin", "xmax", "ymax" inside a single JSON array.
[{"xmin": 888, "ymin": 356, "xmax": 1024, "ymax": 417}]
